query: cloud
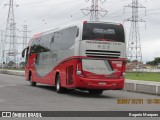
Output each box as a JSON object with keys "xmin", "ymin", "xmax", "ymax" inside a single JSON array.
[
  {"xmin": 0, "ymin": 0, "xmax": 160, "ymax": 62},
  {"xmin": 142, "ymin": 39, "xmax": 160, "ymax": 62}
]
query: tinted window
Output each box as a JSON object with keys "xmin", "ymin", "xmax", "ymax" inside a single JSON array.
[
  {"xmin": 30, "ymin": 37, "xmax": 50, "ymax": 54},
  {"xmin": 30, "ymin": 26, "xmax": 78, "ymax": 53},
  {"xmin": 82, "ymin": 23, "xmax": 125, "ymax": 42},
  {"xmin": 50, "ymin": 26, "xmax": 78, "ymax": 50}
]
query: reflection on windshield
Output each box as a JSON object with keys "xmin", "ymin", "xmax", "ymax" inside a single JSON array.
[{"xmin": 82, "ymin": 23, "xmax": 125, "ymax": 42}]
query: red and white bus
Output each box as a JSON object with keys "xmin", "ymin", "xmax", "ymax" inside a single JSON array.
[{"xmin": 22, "ymin": 21, "xmax": 126, "ymax": 95}]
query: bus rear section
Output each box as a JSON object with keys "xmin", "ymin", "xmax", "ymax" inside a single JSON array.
[{"xmin": 73, "ymin": 21, "xmax": 126, "ymax": 93}]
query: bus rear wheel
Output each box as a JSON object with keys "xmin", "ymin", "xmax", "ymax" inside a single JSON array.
[
  {"xmin": 30, "ymin": 75, "xmax": 36, "ymax": 86},
  {"xmin": 88, "ymin": 90, "xmax": 103, "ymax": 95},
  {"xmin": 56, "ymin": 74, "xmax": 64, "ymax": 93}
]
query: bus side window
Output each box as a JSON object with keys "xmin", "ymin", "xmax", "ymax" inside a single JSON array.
[
  {"xmin": 50, "ymin": 31, "xmax": 61, "ymax": 51},
  {"xmin": 60, "ymin": 26, "xmax": 77, "ymax": 50}
]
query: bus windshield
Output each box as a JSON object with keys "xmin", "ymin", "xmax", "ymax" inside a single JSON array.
[{"xmin": 82, "ymin": 23, "xmax": 125, "ymax": 42}]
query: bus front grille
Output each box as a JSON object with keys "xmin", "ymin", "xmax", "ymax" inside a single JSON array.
[{"xmin": 85, "ymin": 50, "xmax": 121, "ymax": 58}]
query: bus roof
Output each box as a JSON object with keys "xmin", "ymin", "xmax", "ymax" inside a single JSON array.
[{"xmin": 30, "ymin": 21, "xmax": 122, "ymax": 41}]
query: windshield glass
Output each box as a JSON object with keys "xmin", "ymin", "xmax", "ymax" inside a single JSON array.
[{"xmin": 82, "ymin": 23, "xmax": 125, "ymax": 42}]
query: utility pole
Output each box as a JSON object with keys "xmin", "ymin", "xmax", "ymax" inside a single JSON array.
[
  {"xmin": 81, "ymin": 0, "xmax": 108, "ymax": 21},
  {"xmin": 124, "ymin": 0, "xmax": 146, "ymax": 69},
  {"xmin": 22, "ymin": 24, "xmax": 31, "ymax": 51},
  {"xmin": 0, "ymin": 30, "xmax": 5, "ymax": 68},
  {"xmin": 20, "ymin": 23, "xmax": 31, "ymax": 62},
  {"xmin": 0, "ymin": 31, "xmax": 4, "ymax": 62},
  {"xmin": 4, "ymin": 0, "xmax": 19, "ymax": 64}
]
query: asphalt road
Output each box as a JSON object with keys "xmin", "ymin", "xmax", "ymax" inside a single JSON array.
[{"xmin": 0, "ymin": 73, "xmax": 160, "ymax": 120}]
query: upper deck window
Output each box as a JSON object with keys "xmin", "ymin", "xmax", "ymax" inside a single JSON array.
[{"xmin": 82, "ymin": 23, "xmax": 125, "ymax": 42}]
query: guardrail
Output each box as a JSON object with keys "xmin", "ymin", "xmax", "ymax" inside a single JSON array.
[
  {"xmin": 0, "ymin": 69, "xmax": 160, "ymax": 95},
  {"xmin": 131, "ymin": 68, "xmax": 160, "ymax": 73}
]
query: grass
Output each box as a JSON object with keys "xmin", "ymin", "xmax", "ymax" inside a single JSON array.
[{"xmin": 125, "ymin": 72, "xmax": 160, "ymax": 82}]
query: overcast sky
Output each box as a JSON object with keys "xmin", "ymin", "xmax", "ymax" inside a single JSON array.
[{"xmin": 0, "ymin": 0, "xmax": 160, "ymax": 63}]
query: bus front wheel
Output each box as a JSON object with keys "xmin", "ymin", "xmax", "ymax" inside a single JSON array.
[{"xmin": 56, "ymin": 74, "xmax": 64, "ymax": 93}]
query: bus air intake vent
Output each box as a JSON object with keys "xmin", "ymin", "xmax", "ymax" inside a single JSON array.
[{"xmin": 85, "ymin": 50, "xmax": 121, "ymax": 58}]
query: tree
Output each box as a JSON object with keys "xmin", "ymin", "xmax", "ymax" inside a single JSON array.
[
  {"xmin": 146, "ymin": 57, "xmax": 160, "ymax": 66},
  {"xmin": 8, "ymin": 61, "xmax": 15, "ymax": 67}
]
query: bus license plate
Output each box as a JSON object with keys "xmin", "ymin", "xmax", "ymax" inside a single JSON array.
[{"xmin": 99, "ymin": 82, "xmax": 106, "ymax": 85}]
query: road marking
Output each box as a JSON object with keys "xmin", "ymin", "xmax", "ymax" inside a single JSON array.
[{"xmin": 0, "ymin": 84, "xmax": 19, "ymax": 88}]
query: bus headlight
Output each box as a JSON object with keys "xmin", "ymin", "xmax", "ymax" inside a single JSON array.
[{"xmin": 76, "ymin": 71, "xmax": 82, "ymax": 75}]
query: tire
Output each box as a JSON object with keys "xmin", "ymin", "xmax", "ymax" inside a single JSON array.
[
  {"xmin": 30, "ymin": 75, "xmax": 36, "ymax": 86},
  {"xmin": 88, "ymin": 90, "xmax": 103, "ymax": 95},
  {"xmin": 56, "ymin": 74, "xmax": 64, "ymax": 93}
]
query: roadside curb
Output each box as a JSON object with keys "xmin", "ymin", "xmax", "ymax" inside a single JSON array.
[
  {"xmin": 0, "ymin": 69, "xmax": 159, "ymax": 95},
  {"xmin": 0, "ymin": 69, "xmax": 24, "ymax": 76},
  {"xmin": 124, "ymin": 80, "xmax": 160, "ymax": 96}
]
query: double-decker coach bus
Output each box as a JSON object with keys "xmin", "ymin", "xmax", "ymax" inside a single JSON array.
[{"xmin": 22, "ymin": 21, "xmax": 126, "ymax": 95}]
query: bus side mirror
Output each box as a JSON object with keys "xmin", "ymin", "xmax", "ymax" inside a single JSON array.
[
  {"xmin": 22, "ymin": 49, "xmax": 25, "ymax": 58},
  {"xmin": 76, "ymin": 28, "xmax": 79, "ymax": 37},
  {"xmin": 22, "ymin": 47, "xmax": 28, "ymax": 58}
]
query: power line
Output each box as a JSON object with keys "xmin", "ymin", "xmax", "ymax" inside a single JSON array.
[
  {"xmin": 32, "ymin": 14, "xmax": 87, "ymax": 33},
  {"xmin": 18, "ymin": 0, "xmax": 52, "ymax": 5},
  {"xmin": 81, "ymin": 0, "xmax": 108, "ymax": 21},
  {"xmin": 30, "ymin": 2, "xmax": 86, "ymax": 31},
  {"xmin": 19, "ymin": 0, "xmax": 80, "ymax": 7}
]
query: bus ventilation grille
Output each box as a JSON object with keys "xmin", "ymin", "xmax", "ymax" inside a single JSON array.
[{"xmin": 85, "ymin": 50, "xmax": 120, "ymax": 58}]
